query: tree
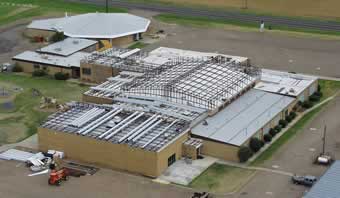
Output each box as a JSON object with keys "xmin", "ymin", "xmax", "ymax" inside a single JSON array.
[
  {"xmin": 249, "ymin": 137, "xmax": 263, "ymax": 153},
  {"xmin": 238, "ymin": 146, "xmax": 253, "ymax": 163}
]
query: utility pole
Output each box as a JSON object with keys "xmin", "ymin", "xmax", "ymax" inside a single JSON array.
[
  {"xmin": 322, "ymin": 125, "xmax": 326, "ymax": 155},
  {"xmin": 244, "ymin": 0, "xmax": 248, "ymax": 9},
  {"xmin": 106, "ymin": 0, "xmax": 109, "ymax": 13}
]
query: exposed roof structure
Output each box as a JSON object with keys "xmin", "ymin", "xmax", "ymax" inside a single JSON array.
[
  {"xmin": 255, "ymin": 69, "xmax": 317, "ymax": 97},
  {"xmin": 84, "ymin": 71, "xmax": 143, "ymax": 100},
  {"xmin": 121, "ymin": 58, "xmax": 260, "ymax": 110},
  {"xmin": 191, "ymin": 89, "xmax": 294, "ymax": 146},
  {"xmin": 148, "ymin": 47, "xmax": 249, "ymax": 64},
  {"xmin": 13, "ymin": 51, "xmax": 89, "ymax": 68},
  {"xmin": 27, "ymin": 13, "xmax": 150, "ymax": 39},
  {"xmin": 37, "ymin": 38, "xmax": 97, "ymax": 56},
  {"xmin": 303, "ymin": 161, "xmax": 340, "ymax": 198},
  {"xmin": 41, "ymin": 102, "xmax": 196, "ymax": 152}
]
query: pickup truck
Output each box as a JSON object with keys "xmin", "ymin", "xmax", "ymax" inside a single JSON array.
[{"xmin": 292, "ymin": 175, "xmax": 317, "ymax": 187}]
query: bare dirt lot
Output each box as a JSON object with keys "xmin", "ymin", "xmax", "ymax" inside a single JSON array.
[
  {"xmin": 0, "ymin": 160, "xmax": 194, "ymax": 198},
  {"xmin": 143, "ymin": 15, "xmax": 340, "ymax": 78}
]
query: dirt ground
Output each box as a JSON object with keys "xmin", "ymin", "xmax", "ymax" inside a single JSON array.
[
  {"xmin": 144, "ymin": 16, "xmax": 340, "ymax": 78},
  {"xmin": 0, "ymin": 160, "xmax": 194, "ymax": 198}
]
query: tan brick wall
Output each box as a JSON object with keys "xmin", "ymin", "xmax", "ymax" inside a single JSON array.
[
  {"xmin": 25, "ymin": 29, "xmax": 56, "ymax": 40},
  {"xmin": 200, "ymin": 139, "xmax": 239, "ymax": 162},
  {"xmin": 82, "ymin": 94, "xmax": 113, "ymax": 104},
  {"xmin": 80, "ymin": 62, "xmax": 119, "ymax": 83},
  {"xmin": 110, "ymin": 35, "xmax": 135, "ymax": 46},
  {"xmin": 156, "ymin": 132, "xmax": 188, "ymax": 175},
  {"xmin": 15, "ymin": 60, "xmax": 72, "ymax": 76},
  {"xmin": 38, "ymin": 128, "xmax": 189, "ymax": 177},
  {"xmin": 38, "ymin": 128, "xmax": 159, "ymax": 177}
]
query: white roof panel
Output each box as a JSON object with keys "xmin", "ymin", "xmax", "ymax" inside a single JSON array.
[
  {"xmin": 191, "ymin": 89, "xmax": 295, "ymax": 146},
  {"xmin": 255, "ymin": 69, "xmax": 318, "ymax": 97},
  {"xmin": 13, "ymin": 51, "xmax": 89, "ymax": 68},
  {"xmin": 37, "ymin": 38, "xmax": 97, "ymax": 56},
  {"xmin": 28, "ymin": 13, "xmax": 150, "ymax": 39}
]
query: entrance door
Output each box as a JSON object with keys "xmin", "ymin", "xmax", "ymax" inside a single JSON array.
[{"xmin": 167, "ymin": 154, "xmax": 176, "ymax": 167}]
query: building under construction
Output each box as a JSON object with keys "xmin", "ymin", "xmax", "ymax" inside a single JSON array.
[{"xmin": 38, "ymin": 47, "xmax": 318, "ymax": 177}]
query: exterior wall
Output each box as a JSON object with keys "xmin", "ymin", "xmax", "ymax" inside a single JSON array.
[
  {"xmin": 38, "ymin": 128, "xmax": 189, "ymax": 177},
  {"xmin": 156, "ymin": 133, "xmax": 189, "ymax": 175},
  {"xmin": 80, "ymin": 62, "xmax": 119, "ymax": 83},
  {"xmin": 38, "ymin": 128, "xmax": 159, "ymax": 177},
  {"xmin": 25, "ymin": 28, "xmax": 56, "ymax": 40},
  {"xmin": 15, "ymin": 60, "xmax": 72, "ymax": 76},
  {"xmin": 110, "ymin": 35, "xmax": 135, "ymax": 46},
  {"xmin": 199, "ymin": 138, "xmax": 239, "ymax": 162},
  {"xmin": 82, "ymin": 94, "xmax": 113, "ymax": 104},
  {"xmin": 183, "ymin": 144, "xmax": 198, "ymax": 160}
]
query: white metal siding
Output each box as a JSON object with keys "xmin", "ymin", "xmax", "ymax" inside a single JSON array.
[{"xmin": 309, "ymin": 83, "xmax": 317, "ymax": 96}]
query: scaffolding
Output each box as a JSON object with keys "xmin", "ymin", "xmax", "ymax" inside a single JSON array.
[{"xmin": 121, "ymin": 58, "xmax": 261, "ymax": 110}]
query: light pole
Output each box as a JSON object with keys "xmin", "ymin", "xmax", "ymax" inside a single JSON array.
[
  {"xmin": 106, "ymin": 0, "xmax": 109, "ymax": 13},
  {"xmin": 322, "ymin": 125, "xmax": 326, "ymax": 155}
]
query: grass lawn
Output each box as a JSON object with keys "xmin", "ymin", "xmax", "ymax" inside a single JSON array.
[
  {"xmin": 319, "ymin": 79, "xmax": 340, "ymax": 101},
  {"xmin": 190, "ymin": 163, "xmax": 254, "ymax": 193},
  {"xmin": 251, "ymin": 102, "xmax": 327, "ymax": 166},
  {"xmin": 0, "ymin": 0, "xmax": 127, "ymax": 26},
  {"xmin": 155, "ymin": 14, "xmax": 340, "ymax": 37},
  {"xmin": 0, "ymin": 73, "xmax": 89, "ymax": 145},
  {"xmin": 128, "ymin": 42, "xmax": 149, "ymax": 49},
  {"xmin": 131, "ymin": 0, "xmax": 340, "ymax": 21}
]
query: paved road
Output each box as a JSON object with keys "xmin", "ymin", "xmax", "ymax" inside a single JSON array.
[{"xmin": 65, "ymin": 0, "xmax": 340, "ymax": 32}]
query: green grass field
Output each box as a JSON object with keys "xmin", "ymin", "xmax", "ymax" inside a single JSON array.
[
  {"xmin": 130, "ymin": 0, "xmax": 340, "ymax": 21},
  {"xmin": 190, "ymin": 163, "xmax": 254, "ymax": 193},
  {"xmin": 155, "ymin": 14, "xmax": 340, "ymax": 37},
  {"xmin": 0, "ymin": 74, "xmax": 89, "ymax": 145},
  {"xmin": 0, "ymin": 0, "xmax": 127, "ymax": 26}
]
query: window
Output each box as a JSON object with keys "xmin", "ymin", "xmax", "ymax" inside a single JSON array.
[
  {"xmin": 168, "ymin": 154, "xmax": 176, "ymax": 167},
  {"xmin": 82, "ymin": 68, "xmax": 91, "ymax": 75},
  {"xmin": 34, "ymin": 64, "xmax": 40, "ymax": 69},
  {"xmin": 42, "ymin": 66, "xmax": 48, "ymax": 70}
]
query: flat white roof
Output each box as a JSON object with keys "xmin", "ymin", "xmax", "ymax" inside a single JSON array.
[
  {"xmin": 27, "ymin": 13, "xmax": 150, "ymax": 39},
  {"xmin": 37, "ymin": 38, "xmax": 97, "ymax": 56},
  {"xmin": 13, "ymin": 51, "xmax": 89, "ymax": 68},
  {"xmin": 255, "ymin": 69, "xmax": 318, "ymax": 97},
  {"xmin": 191, "ymin": 89, "xmax": 294, "ymax": 146},
  {"xmin": 148, "ymin": 47, "xmax": 249, "ymax": 64}
]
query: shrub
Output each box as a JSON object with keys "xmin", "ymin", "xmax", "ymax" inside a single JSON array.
[
  {"xmin": 32, "ymin": 69, "xmax": 47, "ymax": 77},
  {"xmin": 279, "ymin": 119, "xmax": 288, "ymax": 128},
  {"xmin": 238, "ymin": 146, "xmax": 253, "ymax": 163},
  {"xmin": 51, "ymin": 31, "xmax": 65, "ymax": 42},
  {"xmin": 289, "ymin": 111, "xmax": 297, "ymax": 119},
  {"xmin": 309, "ymin": 94, "xmax": 320, "ymax": 102},
  {"xmin": 318, "ymin": 84, "xmax": 321, "ymax": 92},
  {"xmin": 249, "ymin": 137, "xmax": 263, "ymax": 153},
  {"xmin": 12, "ymin": 64, "xmax": 23, "ymax": 72},
  {"xmin": 274, "ymin": 125, "xmax": 282, "ymax": 132},
  {"xmin": 302, "ymin": 100, "xmax": 313, "ymax": 109},
  {"xmin": 285, "ymin": 115, "xmax": 293, "ymax": 123},
  {"xmin": 269, "ymin": 128, "xmax": 277, "ymax": 137},
  {"xmin": 264, "ymin": 133, "xmax": 272, "ymax": 142},
  {"xmin": 54, "ymin": 72, "xmax": 69, "ymax": 80},
  {"xmin": 314, "ymin": 91, "xmax": 323, "ymax": 97}
]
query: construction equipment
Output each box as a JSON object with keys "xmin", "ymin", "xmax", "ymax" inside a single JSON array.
[{"xmin": 48, "ymin": 168, "xmax": 69, "ymax": 186}]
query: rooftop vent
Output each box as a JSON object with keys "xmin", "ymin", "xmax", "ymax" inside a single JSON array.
[
  {"xmin": 73, "ymin": 40, "xmax": 79, "ymax": 44},
  {"xmin": 54, "ymin": 47, "xmax": 62, "ymax": 52}
]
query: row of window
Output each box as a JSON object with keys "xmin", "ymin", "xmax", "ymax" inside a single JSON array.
[
  {"xmin": 34, "ymin": 64, "xmax": 47, "ymax": 70},
  {"xmin": 82, "ymin": 68, "xmax": 91, "ymax": 75}
]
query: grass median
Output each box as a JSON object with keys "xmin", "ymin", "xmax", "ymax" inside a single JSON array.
[{"xmin": 190, "ymin": 163, "xmax": 254, "ymax": 194}]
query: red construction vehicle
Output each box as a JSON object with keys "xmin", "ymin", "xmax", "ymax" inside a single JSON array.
[{"xmin": 48, "ymin": 168, "xmax": 69, "ymax": 186}]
